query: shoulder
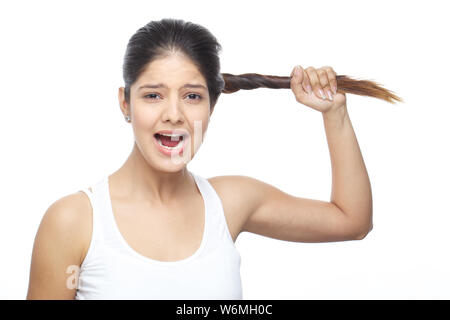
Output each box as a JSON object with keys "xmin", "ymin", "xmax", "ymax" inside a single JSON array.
[
  {"xmin": 207, "ymin": 175, "xmax": 276, "ymax": 214},
  {"xmin": 206, "ymin": 175, "xmax": 272, "ymax": 237},
  {"xmin": 27, "ymin": 190, "xmax": 93, "ymax": 299},
  {"xmin": 207, "ymin": 175, "xmax": 269, "ymax": 202},
  {"xmin": 38, "ymin": 190, "xmax": 93, "ymax": 265}
]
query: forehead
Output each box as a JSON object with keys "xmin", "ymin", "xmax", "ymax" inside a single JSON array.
[{"xmin": 136, "ymin": 53, "xmax": 206, "ymax": 85}]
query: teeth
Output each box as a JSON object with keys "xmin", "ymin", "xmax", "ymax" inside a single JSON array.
[
  {"xmin": 156, "ymin": 135, "xmax": 183, "ymax": 149},
  {"xmin": 159, "ymin": 133, "xmax": 184, "ymax": 140}
]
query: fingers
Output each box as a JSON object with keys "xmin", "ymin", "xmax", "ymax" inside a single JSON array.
[
  {"xmin": 305, "ymin": 67, "xmax": 326, "ymax": 100},
  {"xmin": 290, "ymin": 65, "xmax": 307, "ymax": 101},
  {"xmin": 320, "ymin": 67, "xmax": 335, "ymax": 101},
  {"xmin": 305, "ymin": 66, "xmax": 337, "ymax": 101},
  {"xmin": 325, "ymin": 67, "xmax": 337, "ymax": 94},
  {"xmin": 291, "ymin": 65, "xmax": 338, "ymax": 104},
  {"xmin": 301, "ymin": 71, "xmax": 312, "ymax": 94}
]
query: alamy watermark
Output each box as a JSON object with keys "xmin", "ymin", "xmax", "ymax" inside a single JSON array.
[
  {"xmin": 66, "ymin": 264, "xmax": 80, "ymax": 290},
  {"xmin": 168, "ymin": 120, "xmax": 204, "ymax": 165}
]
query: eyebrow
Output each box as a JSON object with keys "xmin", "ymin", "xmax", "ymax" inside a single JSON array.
[{"xmin": 138, "ymin": 83, "xmax": 207, "ymax": 91}]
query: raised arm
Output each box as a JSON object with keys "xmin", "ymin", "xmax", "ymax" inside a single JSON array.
[
  {"xmin": 212, "ymin": 65, "xmax": 372, "ymax": 243},
  {"xmin": 321, "ymin": 101, "xmax": 373, "ymax": 238}
]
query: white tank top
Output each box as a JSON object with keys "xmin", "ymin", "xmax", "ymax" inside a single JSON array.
[{"xmin": 75, "ymin": 172, "xmax": 243, "ymax": 299}]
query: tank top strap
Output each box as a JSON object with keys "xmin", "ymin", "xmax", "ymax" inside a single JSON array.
[
  {"xmin": 78, "ymin": 176, "xmax": 111, "ymax": 270},
  {"xmin": 80, "ymin": 176, "xmax": 110, "ymax": 222},
  {"xmin": 91, "ymin": 176, "xmax": 127, "ymax": 250},
  {"xmin": 191, "ymin": 172, "xmax": 236, "ymax": 252}
]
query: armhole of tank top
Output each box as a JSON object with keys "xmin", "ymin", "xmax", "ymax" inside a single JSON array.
[
  {"xmin": 213, "ymin": 188, "xmax": 241, "ymax": 262},
  {"xmin": 219, "ymin": 197, "xmax": 235, "ymax": 245},
  {"xmin": 78, "ymin": 187, "xmax": 97, "ymax": 272}
]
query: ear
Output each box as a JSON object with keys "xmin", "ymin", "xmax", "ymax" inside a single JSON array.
[{"xmin": 118, "ymin": 87, "xmax": 129, "ymax": 117}]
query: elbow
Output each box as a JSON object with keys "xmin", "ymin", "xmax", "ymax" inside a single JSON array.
[{"xmin": 353, "ymin": 222, "xmax": 373, "ymax": 240}]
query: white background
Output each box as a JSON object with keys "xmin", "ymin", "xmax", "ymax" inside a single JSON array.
[{"xmin": 1, "ymin": 0, "xmax": 449, "ymax": 299}]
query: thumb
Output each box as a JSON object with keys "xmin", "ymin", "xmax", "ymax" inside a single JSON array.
[{"xmin": 290, "ymin": 65, "xmax": 307, "ymax": 100}]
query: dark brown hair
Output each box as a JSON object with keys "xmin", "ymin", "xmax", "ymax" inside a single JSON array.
[
  {"xmin": 123, "ymin": 18, "xmax": 402, "ymax": 109},
  {"xmin": 221, "ymin": 73, "xmax": 402, "ymax": 104}
]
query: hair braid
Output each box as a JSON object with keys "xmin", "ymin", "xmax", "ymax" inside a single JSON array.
[{"xmin": 221, "ymin": 73, "xmax": 402, "ymax": 104}]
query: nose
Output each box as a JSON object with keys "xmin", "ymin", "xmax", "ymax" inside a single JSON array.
[{"xmin": 161, "ymin": 97, "xmax": 184, "ymax": 124}]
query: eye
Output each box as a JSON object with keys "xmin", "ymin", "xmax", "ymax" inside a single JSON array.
[
  {"xmin": 143, "ymin": 93, "xmax": 202, "ymax": 101},
  {"xmin": 144, "ymin": 93, "xmax": 161, "ymax": 100},
  {"xmin": 187, "ymin": 93, "xmax": 202, "ymax": 100}
]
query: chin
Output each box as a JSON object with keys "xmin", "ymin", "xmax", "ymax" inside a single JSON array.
[{"xmin": 152, "ymin": 155, "xmax": 192, "ymax": 173}]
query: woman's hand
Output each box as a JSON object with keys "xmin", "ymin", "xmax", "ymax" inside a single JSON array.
[{"xmin": 290, "ymin": 65, "xmax": 347, "ymax": 114}]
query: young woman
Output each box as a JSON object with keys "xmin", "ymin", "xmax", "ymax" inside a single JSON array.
[{"xmin": 26, "ymin": 19, "xmax": 373, "ymax": 300}]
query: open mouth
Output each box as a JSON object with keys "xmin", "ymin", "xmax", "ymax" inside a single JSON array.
[{"xmin": 154, "ymin": 133, "xmax": 185, "ymax": 149}]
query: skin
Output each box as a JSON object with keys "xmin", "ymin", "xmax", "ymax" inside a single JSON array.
[{"xmin": 26, "ymin": 56, "xmax": 373, "ymax": 299}]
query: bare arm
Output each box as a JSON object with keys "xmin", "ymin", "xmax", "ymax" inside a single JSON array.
[{"xmin": 215, "ymin": 66, "xmax": 372, "ymax": 243}]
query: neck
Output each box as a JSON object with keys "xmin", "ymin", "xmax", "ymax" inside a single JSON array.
[{"xmin": 109, "ymin": 142, "xmax": 193, "ymax": 205}]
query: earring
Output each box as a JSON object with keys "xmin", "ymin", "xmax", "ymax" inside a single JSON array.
[{"xmin": 125, "ymin": 115, "xmax": 131, "ymax": 122}]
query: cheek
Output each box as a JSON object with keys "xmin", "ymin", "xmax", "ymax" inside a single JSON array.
[{"xmin": 132, "ymin": 105, "xmax": 158, "ymax": 128}]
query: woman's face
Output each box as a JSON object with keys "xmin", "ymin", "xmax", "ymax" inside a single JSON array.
[{"xmin": 119, "ymin": 52, "xmax": 212, "ymax": 172}]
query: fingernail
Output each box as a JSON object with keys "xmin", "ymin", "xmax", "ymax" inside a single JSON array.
[
  {"xmin": 332, "ymin": 85, "xmax": 337, "ymax": 94},
  {"xmin": 306, "ymin": 84, "xmax": 312, "ymax": 93},
  {"xmin": 319, "ymin": 89, "xmax": 326, "ymax": 100},
  {"xmin": 294, "ymin": 65, "xmax": 301, "ymax": 76},
  {"xmin": 327, "ymin": 90, "xmax": 333, "ymax": 101}
]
